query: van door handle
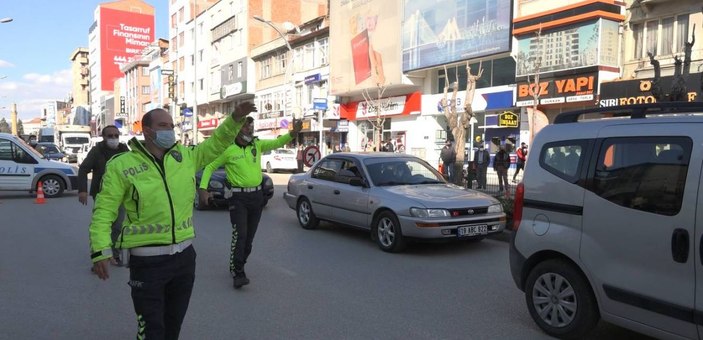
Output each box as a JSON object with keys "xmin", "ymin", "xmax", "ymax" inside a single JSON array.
[
  {"xmin": 334, "ymin": 190, "xmax": 340, "ymax": 195},
  {"xmin": 671, "ymin": 228, "xmax": 689, "ymax": 263},
  {"xmin": 307, "ymin": 185, "xmax": 313, "ymax": 190}
]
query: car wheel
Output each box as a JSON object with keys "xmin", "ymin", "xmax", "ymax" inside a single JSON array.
[
  {"xmin": 525, "ymin": 259, "xmax": 599, "ymax": 338},
  {"xmin": 296, "ymin": 197, "xmax": 319, "ymax": 230},
  {"xmin": 266, "ymin": 162, "xmax": 273, "ymax": 173},
  {"xmin": 372, "ymin": 211, "xmax": 406, "ymax": 253},
  {"xmin": 40, "ymin": 175, "xmax": 64, "ymax": 198}
]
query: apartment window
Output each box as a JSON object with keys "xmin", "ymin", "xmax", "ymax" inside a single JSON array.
[
  {"xmin": 191, "ymin": 54, "xmax": 195, "ymax": 66},
  {"xmin": 276, "ymin": 53, "xmax": 286, "ymax": 75},
  {"xmin": 179, "ymin": 57, "xmax": 184, "ymax": 71},
  {"xmin": 293, "ymin": 47, "xmax": 303, "ymax": 72},
  {"xmin": 676, "ymin": 15, "xmax": 689, "ymax": 54},
  {"xmin": 178, "ymin": 81, "xmax": 184, "ymax": 97},
  {"xmin": 171, "ymin": 38, "xmax": 178, "ymax": 52},
  {"xmin": 228, "ymin": 64, "xmax": 234, "ymax": 81},
  {"xmin": 304, "ymin": 43, "xmax": 314, "ymax": 70},
  {"xmin": 199, "ymin": 49, "xmax": 204, "ymax": 62},
  {"xmin": 317, "ymin": 38, "xmax": 328, "ymax": 65},
  {"xmin": 661, "ymin": 17, "xmax": 674, "ymax": 55},
  {"xmin": 632, "ymin": 23, "xmax": 643, "ymax": 59},
  {"xmin": 141, "ymin": 67, "xmax": 148, "ymax": 76},
  {"xmin": 171, "ymin": 13, "xmax": 177, "ymax": 29},
  {"xmin": 178, "ymin": 7, "xmax": 184, "ymax": 23},
  {"xmin": 199, "ymin": 78, "xmax": 204, "ymax": 91},
  {"xmin": 141, "ymin": 86, "xmax": 150, "ymax": 95},
  {"xmin": 179, "ymin": 32, "xmax": 184, "ymax": 47},
  {"xmin": 261, "ymin": 58, "xmax": 271, "ymax": 79},
  {"xmin": 142, "ymin": 103, "xmax": 149, "ymax": 112},
  {"xmin": 237, "ymin": 61, "xmax": 242, "ymax": 78}
]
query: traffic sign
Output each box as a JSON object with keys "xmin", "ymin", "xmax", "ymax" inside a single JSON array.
[
  {"xmin": 303, "ymin": 145, "xmax": 321, "ymax": 167},
  {"xmin": 313, "ymin": 98, "xmax": 328, "ymax": 110}
]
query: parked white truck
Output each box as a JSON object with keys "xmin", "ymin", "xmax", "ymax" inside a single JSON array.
[{"xmin": 54, "ymin": 125, "xmax": 91, "ymax": 163}]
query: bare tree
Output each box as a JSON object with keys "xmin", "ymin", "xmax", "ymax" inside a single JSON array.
[
  {"xmin": 440, "ymin": 61, "xmax": 483, "ymax": 185},
  {"xmin": 523, "ymin": 26, "xmax": 543, "ymax": 144},
  {"xmin": 361, "ymin": 83, "xmax": 391, "ymax": 152}
]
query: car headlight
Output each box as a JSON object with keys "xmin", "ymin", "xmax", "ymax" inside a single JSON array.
[
  {"xmin": 409, "ymin": 207, "xmax": 450, "ymax": 218},
  {"xmin": 209, "ymin": 181, "xmax": 224, "ymax": 189},
  {"xmin": 488, "ymin": 204, "xmax": 503, "ymax": 213}
]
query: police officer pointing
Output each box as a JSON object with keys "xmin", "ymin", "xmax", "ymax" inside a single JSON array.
[
  {"xmin": 89, "ymin": 103, "xmax": 254, "ymax": 339},
  {"xmin": 199, "ymin": 117, "xmax": 303, "ymax": 289}
]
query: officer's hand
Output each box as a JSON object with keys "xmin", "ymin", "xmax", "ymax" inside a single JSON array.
[
  {"xmin": 78, "ymin": 192, "xmax": 88, "ymax": 205},
  {"xmin": 92, "ymin": 259, "xmax": 110, "ymax": 280},
  {"xmin": 198, "ymin": 189, "xmax": 210, "ymax": 208},
  {"xmin": 290, "ymin": 119, "xmax": 303, "ymax": 137},
  {"xmin": 232, "ymin": 102, "xmax": 257, "ymax": 121}
]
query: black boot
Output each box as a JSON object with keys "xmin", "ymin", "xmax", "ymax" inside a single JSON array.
[{"xmin": 233, "ymin": 270, "xmax": 250, "ymax": 289}]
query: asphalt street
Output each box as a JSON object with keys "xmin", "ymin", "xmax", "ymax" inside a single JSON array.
[{"xmin": 0, "ymin": 173, "xmax": 649, "ymax": 339}]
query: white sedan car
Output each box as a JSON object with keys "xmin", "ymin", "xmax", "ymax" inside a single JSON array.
[{"xmin": 261, "ymin": 148, "xmax": 297, "ymax": 173}]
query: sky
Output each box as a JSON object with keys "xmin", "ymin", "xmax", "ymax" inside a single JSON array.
[{"xmin": 0, "ymin": 0, "xmax": 168, "ymax": 122}]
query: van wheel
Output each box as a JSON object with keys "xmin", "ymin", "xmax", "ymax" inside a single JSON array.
[
  {"xmin": 525, "ymin": 259, "xmax": 599, "ymax": 338},
  {"xmin": 372, "ymin": 211, "xmax": 406, "ymax": 253},
  {"xmin": 40, "ymin": 175, "xmax": 64, "ymax": 198}
]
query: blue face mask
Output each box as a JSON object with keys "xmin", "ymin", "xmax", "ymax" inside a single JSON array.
[{"xmin": 153, "ymin": 129, "xmax": 176, "ymax": 149}]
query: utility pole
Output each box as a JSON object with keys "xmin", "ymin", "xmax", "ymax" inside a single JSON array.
[{"xmin": 10, "ymin": 103, "xmax": 17, "ymax": 135}]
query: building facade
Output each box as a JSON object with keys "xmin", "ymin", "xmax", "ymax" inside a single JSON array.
[
  {"xmin": 69, "ymin": 48, "xmax": 90, "ymax": 108},
  {"xmin": 89, "ymin": 0, "xmax": 155, "ymax": 133}
]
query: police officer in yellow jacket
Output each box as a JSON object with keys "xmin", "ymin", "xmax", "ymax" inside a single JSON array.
[
  {"xmin": 198, "ymin": 117, "xmax": 302, "ymax": 289},
  {"xmin": 89, "ymin": 103, "xmax": 254, "ymax": 339}
]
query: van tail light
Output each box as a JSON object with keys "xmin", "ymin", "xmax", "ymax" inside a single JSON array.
[{"xmin": 512, "ymin": 183, "xmax": 524, "ymax": 231}]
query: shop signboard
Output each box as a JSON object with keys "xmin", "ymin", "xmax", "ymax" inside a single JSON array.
[
  {"xmin": 599, "ymin": 73, "xmax": 702, "ymax": 107},
  {"xmin": 516, "ymin": 70, "xmax": 598, "ymax": 107},
  {"xmin": 498, "ymin": 111, "xmax": 518, "ymax": 128}
]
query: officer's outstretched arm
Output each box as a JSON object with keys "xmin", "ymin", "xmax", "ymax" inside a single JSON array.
[
  {"xmin": 89, "ymin": 159, "xmax": 128, "ymax": 264},
  {"xmin": 258, "ymin": 133, "xmax": 294, "ymax": 153},
  {"xmin": 199, "ymin": 150, "xmax": 229, "ymax": 190},
  {"xmin": 193, "ymin": 116, "xmax": 243, "ymax": 170}
]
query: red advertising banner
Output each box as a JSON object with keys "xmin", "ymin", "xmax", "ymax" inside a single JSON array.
[{"xmin": 100, "ymin": 7, "xmax": 154, "ymax": 91}]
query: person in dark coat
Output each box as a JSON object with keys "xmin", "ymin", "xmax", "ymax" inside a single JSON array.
[
  {"xmin": 493, "ymin": 145, "xmax": 511, "ymax": 192},
  {"xmin": 78, "ymin": 125, "xmax": 129, "ymax": 266}
]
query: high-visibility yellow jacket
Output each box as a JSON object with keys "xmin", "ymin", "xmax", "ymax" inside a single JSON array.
[{"xmin": 89, "ymin": 116, "xmax": 244, "ymax": 263}]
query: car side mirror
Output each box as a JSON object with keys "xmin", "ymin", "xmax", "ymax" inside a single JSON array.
[{"xmin": 349, "ymin": 177, "xmax": 365, "ymax": 187}]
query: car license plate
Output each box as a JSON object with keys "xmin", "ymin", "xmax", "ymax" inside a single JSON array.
[{"xmin": 457, "ymin": 225, "xmax": 488, "ymax": 237}]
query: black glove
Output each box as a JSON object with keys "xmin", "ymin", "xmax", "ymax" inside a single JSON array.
[
  {"xmin": 290, "ymin": 119, "xmax": 303, "ymax": 137},
  {"xmin": 232, "ymin": 102, "xmax": 257, "ymax": 121}
]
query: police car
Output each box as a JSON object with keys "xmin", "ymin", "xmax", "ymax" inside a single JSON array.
[{"xmin": 0, "ymin": 132, "xmax": 78, "ymax": 198}]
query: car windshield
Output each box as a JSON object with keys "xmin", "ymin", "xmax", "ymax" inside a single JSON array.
[{"xmin": 364, "ymin": 158, "xmax": 445, "ymax": 186}]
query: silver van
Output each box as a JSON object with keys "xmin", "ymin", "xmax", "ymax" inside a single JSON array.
[{"xmin": 510, "ymin": 102, "xmax": 703, "ymax": 339}]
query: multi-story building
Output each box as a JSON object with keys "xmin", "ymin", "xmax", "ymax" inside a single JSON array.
[
  {"xmin": 512, "ymin": 0, "xmax": 626, "ymax": 128},
  {"xmin": 119, "ymin": 59, "xmax": 151, "ymax": 135},
  {"xmin": 89, "ymin": 0, "xmax": 155, "ymax": 133},
  {"xmin": 21, "ymin": 117, "xmax": 43, "ymax": 136},
  {"xmin": 252, "ymin": 15, "xmax": 330, "ymax": 148},
  {"xmin": 599, "ymin": 0, "xmax": 702, "ymax": 107},
  {"xmin": 69, "ymin": 48, "xmax": 90, "ymax": 108},
  {"xmin": 169, "ymin": 0, "xmax": 327, "ymax": 142}
]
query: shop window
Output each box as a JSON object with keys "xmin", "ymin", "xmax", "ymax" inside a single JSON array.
[{"xmin": 592, "ymin": 137, "xmax": 690, "ymax": 216}]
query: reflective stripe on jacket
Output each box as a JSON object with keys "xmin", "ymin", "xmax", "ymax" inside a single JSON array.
[{"xmin": 89, "ymin": 116, "xmax": 244, "ymax": 262}]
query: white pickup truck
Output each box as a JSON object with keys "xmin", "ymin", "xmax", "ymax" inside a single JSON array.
[{"xmin": 55, "ymin": 125, "xmax": 91, "ymax": 163}]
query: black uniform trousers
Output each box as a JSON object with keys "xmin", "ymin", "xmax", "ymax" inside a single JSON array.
[
  {"xmin": 128, "ymin": 245, "xmax": 196, "ymax": 340},
  {"xmin": 228, "ymin": 190, "xmax": 265, "ymax": 274}
]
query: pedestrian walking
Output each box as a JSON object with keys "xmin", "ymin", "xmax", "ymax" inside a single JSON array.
[
  {"xmin": 474, "ymin": 145, "xmax": 490, "ymax": 189},
  {"xmin": 296, "ymin": 144, "xmax": 305, "ymax": 173},
  {"xmin": 494, "ymin": 146, "xmax": 511, "ymax": 192},
  {"xmin": 198, "ymin": 117, "xmax": 303, "ymax": 289},
  {"xmin": 89, "ymin": 103, "xmax": 254, "ymax": 339},
  {"xmin": 78, "ymin": 125, "xmax": 129, "ymax": 266},
  {"xmin": 513, "ymin": 142, "xmax": 528, "ymax": 183},
  {"xmin": 440, "ymin": 139, "xmax": 457, "ymax": 182}
]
